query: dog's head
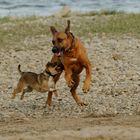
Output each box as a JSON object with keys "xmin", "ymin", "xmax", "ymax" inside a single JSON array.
[
  {"xmin": 45, "ymin": 62, "xmax": 63, "ymax": 76},
  {"xmin": 50, "ymin": 20, "xmax": 75, "ymax": 56}
]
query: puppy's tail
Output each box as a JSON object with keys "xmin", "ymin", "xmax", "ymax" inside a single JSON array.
[{"xmin": 18, "ymin": 64, "xmax": 23, "ymax": 75}]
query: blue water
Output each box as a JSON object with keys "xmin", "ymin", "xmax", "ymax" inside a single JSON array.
[{"xmin": 0, "ymin": 0, "xmax": 140, "ymax": 16}]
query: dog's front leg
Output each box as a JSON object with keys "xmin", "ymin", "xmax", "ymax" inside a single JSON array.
[
  {"xmin": 45, "ymin": 91, "xmax": 53, "ymax": 107},
  {"xmin": 64, "ymin": 67, "xmax": 74, "ymax": 88},
  {"xmin": 83, "ymin": 60, "xmax": 92, "ymax": 93}
]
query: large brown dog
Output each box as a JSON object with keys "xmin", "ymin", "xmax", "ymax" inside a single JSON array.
[{"xmin": 48, "ymin": 20, "xmax": 92, "ymax": 106}]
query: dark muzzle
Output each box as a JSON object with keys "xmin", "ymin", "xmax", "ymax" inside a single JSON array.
[
  {"xmin": 52, "ymin": 46, "xmax": 64, "ymax": 56},
  {"xmin": 52, "ymin": 46, "xmax": 60, "ymax": 53}
]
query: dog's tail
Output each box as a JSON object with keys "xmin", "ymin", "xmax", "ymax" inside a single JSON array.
[{"xmin": 18, "ymin": 64, "xmax": 23, "ymax": 75}]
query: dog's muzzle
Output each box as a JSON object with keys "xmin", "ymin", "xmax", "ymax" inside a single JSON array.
[
  {"xmin": 52, "ymin": 46, "xmax": 63, "ymax": 57},
  {"xmin": 52, "ymin": 46, "xmax": 59, "ymax": 53}
]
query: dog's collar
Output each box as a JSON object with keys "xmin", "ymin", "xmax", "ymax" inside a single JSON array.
[
  {"xmin": 43, "ymin": 70, "xmax": 55, "ymax": 77},
  {"xmin": 38, "ymin": 71, "xmax": 54, "ymax": 85}
]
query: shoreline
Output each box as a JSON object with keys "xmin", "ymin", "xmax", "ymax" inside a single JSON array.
[{"xmin": 0, "ymin": 10, "xmax": 140, "ymax": 17}]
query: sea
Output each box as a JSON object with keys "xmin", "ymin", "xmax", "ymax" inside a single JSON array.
[{"xmin": 0, "ymin": 0, "xmax": 140, "ymax": 17}]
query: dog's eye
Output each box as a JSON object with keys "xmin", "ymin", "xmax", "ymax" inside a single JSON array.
[
  {"xmin": 55, "ymin": 67, "xmax": 61, "ymax": 71},
  {"xmin": 57, "ymin": 38, "xmax": 63, "ymax": 43},
  {"xmin": 52, "ymin": 40, "xmax": 55, "ymax": 45}
]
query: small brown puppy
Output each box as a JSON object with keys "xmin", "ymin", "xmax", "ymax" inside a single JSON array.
[
  {"xmin": 50, "ymin": 20, "xmax": 92, "ymax": 106},
  {"xmin": 11, "ymin": 62, "xmax": 61, "ymax": 105}
]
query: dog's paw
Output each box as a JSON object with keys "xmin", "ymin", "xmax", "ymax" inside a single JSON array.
[
  {"xmin": 11, "ymin": 95, "xmax": 15, "ymax": 99},
  {"xmin": 44, "ymin": 102, "xmax": 52, "ymax": 109},
  {"xmin": 78, "ymin": 102, "xmax": 88, "ymax": 106},
  {"xmin": 67, "ymin": 79, "xmax": 75, "ymax": 88},
  {"xmin": 82, "ymin": 82, "xmax": 90, "ymax": 93}
]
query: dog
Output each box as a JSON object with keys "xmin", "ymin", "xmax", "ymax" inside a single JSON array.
[
  {"xmin": 49, "ymin": 20, "xmax": 92, "ymax": 106},
  {"xmin": 11, "ymin": 62, "xmax": 62, "ymax": 106}
]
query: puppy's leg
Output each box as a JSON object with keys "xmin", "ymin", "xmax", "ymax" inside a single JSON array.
[
  {"xmin": 70, "ymin": 74, "xmax": 87, "ymax": 106},
  {"xmin": 44, "ymin": 72, "xmax": 62, "ymax": 108},
  {"xmin": 11, "ymin": 79, "xmax": 25, "ymax": 99},
  {"xmin": 52, "ymin": 72, "xmax": 62, "ymax": 96},
  {"xmin": 54, "ymin": 90, "xmax": 58, "ymax": 97},
  {"xmin": 44, "ymin": 55, "xmax": 63, "ymax": 107},
  {"xmin": 44, "ymin": 91, "xmax": 53, "ymax": 107},
  {"xmin": 20, "ymin": 86, "xmax": 33, "ymax": 100}
]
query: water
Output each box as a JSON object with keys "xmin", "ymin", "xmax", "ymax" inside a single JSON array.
[{"xmin": 0, "ymin": 0, "xmax": 140, "ymax": 17}]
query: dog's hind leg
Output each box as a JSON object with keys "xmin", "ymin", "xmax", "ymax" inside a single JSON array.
[
  {"xmin": 20, "ymin": 86, "xmax": 33, "ymax": 100},
  {"xmin": 70, "ymin": 74, "xmax": 87, "ymax": 106},
  {"xmin": 11, "ymin": 79, "xmax": 25, "ymax": 99}
]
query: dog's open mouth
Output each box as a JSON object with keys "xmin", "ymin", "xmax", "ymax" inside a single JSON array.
[
  {"xmin": 55, "ymin": 52, "xmax": 61, "ymax": 56},
  {"xmin": 52, "ymin": 46, "xmax": 63, "ymax": 57}
]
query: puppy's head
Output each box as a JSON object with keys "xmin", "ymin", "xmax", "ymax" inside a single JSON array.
[
  {"xmin": 50, "ymin": 20, "xmax": 75, "ymax": 56},
  {"xmin": 45, "ymin": 62, "xmax": 63, "ymax": 76}
]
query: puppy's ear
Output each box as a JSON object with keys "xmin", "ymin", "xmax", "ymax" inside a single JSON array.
[
  {"xmin": 50, "ymin": 26, "xmax": 57, "ymax": 35},
  {"xmin": 65, "ymin": 20, "xmax": 70, "ymax": 34},
  {"xmin": 46, "ymin": 62, "xmax": 51, "ymax": 67},
  {"xmin": 46, "ymin": 62, "xmax": 58, "ymax": 67}
]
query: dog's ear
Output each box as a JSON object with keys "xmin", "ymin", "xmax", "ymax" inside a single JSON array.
[
  {"xmin": 46, "ymin": 62, "xmax": 51, "ymax": 67},
  {"xmin": 46, "ymin": 62, "xmax": 57, "ymax": 67},
  {"xmin": 65, "ymin": 20, "xmax": 70, "ymax": 34},
  {"xmin": 65, "ymin": 20, "xmax": 74, "ymax": 39},
  {"xmin": 67, "ymin": 32, "xmax": 75, "ymax": 40},
  {"xmin": 50, "ymin": 26, "xmax": 57, "ymax": 35}
]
